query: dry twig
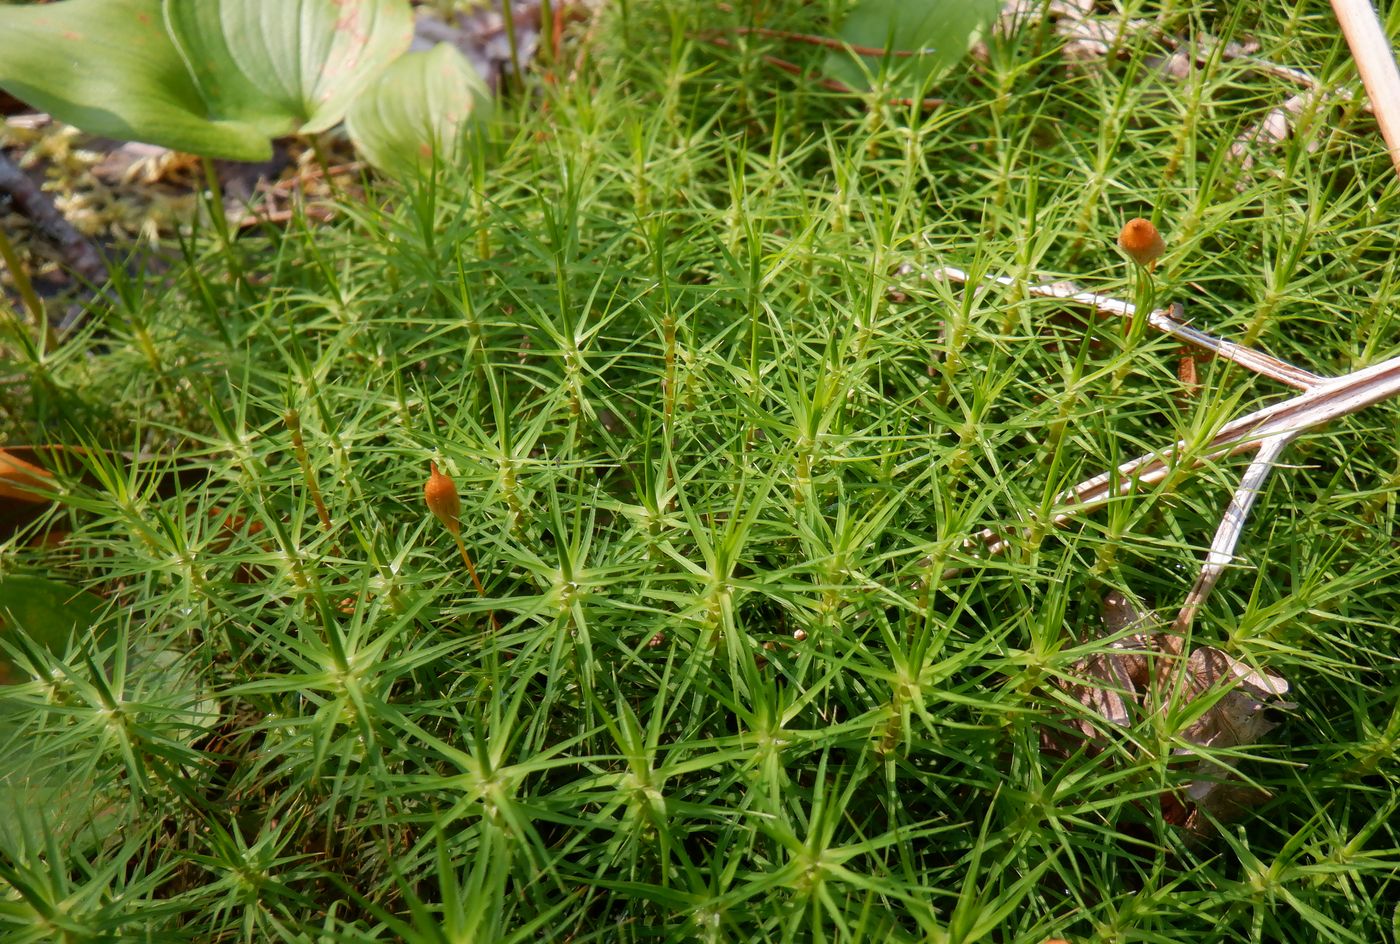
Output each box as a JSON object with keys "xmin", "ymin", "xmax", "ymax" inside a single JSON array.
[
  {"xmin": 1170, "ymin": 431, "xmax": 1297, "ymax": 635},
  {"xmin": 923, "ymin": 262, "xmax": 1400, "ymax": 583},
  {"xmin": 932, "ymin": 266, "xmax": 1323, "ymax": 389},
  {"xmin": 0, "ymin": 149, "xmax": 108, "ymax": 287},
  {"xmin": 1331, "ymin": 0, "xmax": 1400, "ymax": 176},
  {"xmin": 966, "ymin": 0, "xmax": 1400, "ymax": 836},
  {"xmin": 965, "ymin": 353, "xmax": 1400, "ymax": 560}
]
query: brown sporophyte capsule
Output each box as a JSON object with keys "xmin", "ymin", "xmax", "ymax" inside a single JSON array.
[
  {"xmin": 425, "ymin": 461, "xmax": 462, "ymax": 537},
  {"xmin": 1117, "ymin": 218, "xmax": 1165, "ymax": 271},
  {"xmin": 424, "ymin": 461, "xmax": 493, "ymax": 620}
]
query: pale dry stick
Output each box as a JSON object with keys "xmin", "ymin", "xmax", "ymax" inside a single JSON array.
[
  {"xmin": 961, "ymin": 353, "xmax": 1400, "ymax": 564},
  {"xmin": 1170, "ymin": 431, "xmax": 1298, "ymax": 638},
  {"xmin": 1331, "ymin": 0, "xmax": 1400, "ymax": 178},
  {"xmin": 932, "ymin": 266, "xmax": 1324, "ymax": 390},
  {"xmin": 1223, "ymin": 52, "xmax": 1348, "ymax": 95}
]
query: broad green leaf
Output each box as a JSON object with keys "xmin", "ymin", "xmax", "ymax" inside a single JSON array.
[
  {"xmin": 0, "ymin": 0, "xmax": 270, "ymax": 160},
  {"xmin": 163, "ymin": 0, "xmax": 414, "ymax": 137},
  {"xmin": 0, "ymin": 574, "xmax": 103, "ymax": 684},
  {"xmin": 823, "ymin": 0, "xmax": 1000, "ymax": 96},
  {"xmin": 345, "ymin": 43, "xmax": 492, "ymax": 180}
]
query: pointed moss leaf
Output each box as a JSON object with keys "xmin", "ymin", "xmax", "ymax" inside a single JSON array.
[
  {"xmin": 823, "ymin": 0, "xmax": 1000, "ymax": 96},
  {"xmin": 345, "ymin": 44, "xmax": 492, "ymax": 181},
  {"xmin": 163, "ymin": 0, "xmax": 414, "ymax": 138},
  {"xmin": 0, "ymin": 575, "xmax": 103, "ymax": 684},
  {"xmin": 0, "ymin": 0, "xmax": 269, "ymax": 160}
]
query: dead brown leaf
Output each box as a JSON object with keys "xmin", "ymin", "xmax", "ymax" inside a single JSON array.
[
  {"xmin": 1046, "ymin": 590, "xmax": 1291, "ymax": 836},
  {"xmin": 0, "ymin": 446, "xmax": 51, "ymax": 502},
  {"xmin": 0, "ymin": 445, "xmax": 212, "ymax": 545},
  {"xmin": 1177, "ymin": 346, "xmax": 1201, "ymax": 403}
]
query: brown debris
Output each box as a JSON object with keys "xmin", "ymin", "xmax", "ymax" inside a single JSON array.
[
  {"xmin": 1176, "ymin": 346, "xmax": 1201, "ymax": 404},
  {"xmin": 1047, "ymin": 591, "xmax": 1291, "ymax": 835},
  {"xmin": 0, "ymin": 148, "xmax": 107, "ymax": 286}
]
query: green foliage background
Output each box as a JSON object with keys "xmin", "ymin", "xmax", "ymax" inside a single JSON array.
[{"xmin": 2, "ymin": 1, "xmax": 1400, "ymax": 941}]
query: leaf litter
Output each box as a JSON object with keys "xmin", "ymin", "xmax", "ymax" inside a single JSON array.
[{"xmin": 1046, "ymin": 589, "xmax": 1293, "ymax": 835}]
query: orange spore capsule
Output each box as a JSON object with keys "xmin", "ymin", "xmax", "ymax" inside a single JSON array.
[
  {"xmin": 424, "ymin": 461, "xmax": 461, "ymax": 536},
  {"xmin": 1117, "ymin": 217, "xmax": 1165, "ymax": 270}
]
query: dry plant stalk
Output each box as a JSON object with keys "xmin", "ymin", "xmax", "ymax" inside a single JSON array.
[
  {"xmin": 1171, "ymin": 431, "xmax": 1297, "ymax": 636},
  {"xmin": 928, "ymin": 259, "xmax": 1394, "ymax": 835},
  {"xmin": 1331, "ymin": 0, "xmax": 1400, "ymax": 176},
  {"xmin": 954, "ymin": 0, "xmax": 1400, "ymax": 835},
  {"xmin": 937, "ymin": 0, "xmax": 1400, "ymax": 620},
  {"xmin": 964, "ymin": 348, "xmax": 1400, "ymax": 558}
]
